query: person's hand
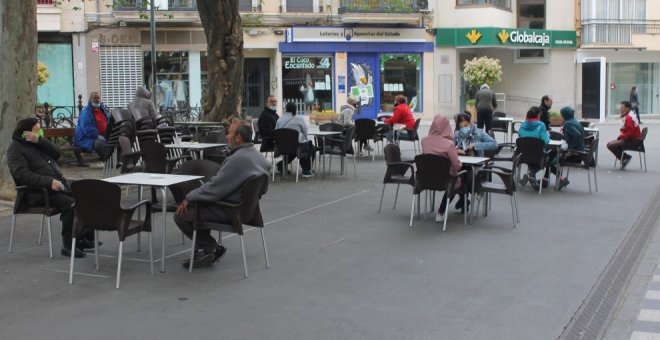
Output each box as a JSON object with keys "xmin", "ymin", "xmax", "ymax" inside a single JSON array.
[
  {"xmin": 51, "ymin": 179, "xmax": 64, "ymax": 191},
  {"xmin": 175, "ymin": 199, "xmax": 188, "ymax": 215},
  {"xmin": 468, "ymin": 143, "xmax": 476, "ymax": 150},
  {"xmin": 96, "ymin": 135, "xmax": 106, "ymax": 142},
  {"xmin": 23, "ymin": 131, "xmax": 39, "ymax": 144},
  {"xmin": 456, "ymin": 149, "xmax": 466, "ymax": 155}
]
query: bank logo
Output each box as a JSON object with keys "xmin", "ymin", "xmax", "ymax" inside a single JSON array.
[
  {"xmin": 498, "ymin": 30, "xmax": 510, "ymax": 44},
  {"xmin": 466, "ymin": 29, "xmax": 482, "ymax": 44}
]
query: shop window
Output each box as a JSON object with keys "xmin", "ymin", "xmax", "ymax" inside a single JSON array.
[
  {"xmin": 456, "ymin": 0, "xmax": 511, "ymax": 10},
  {"xmin": 282, "ymin": 55, "xmax": 334, "ymax": 114},
  {"xmin": 518, "ymin": 0, "xmax": 545, "ymax": 29},
  {"xmin": 379, "ymin": 54, "xmax": 422, "ymax": 112},
  {"xmin": 514, "ymin": 49, "xmax": 548, "ymax": 64},
  {"xmin": 144, "ymin": 51, "xmax": 189, "ymax": 110}
]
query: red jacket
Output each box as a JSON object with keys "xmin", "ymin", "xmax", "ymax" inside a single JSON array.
[
  {"xmin": 384, "ymin": 104, "xmax": 416, "ymax": 129},
  {"xmin": 619, "ymin": 111, "xmax": 642, "ymax": 140}
]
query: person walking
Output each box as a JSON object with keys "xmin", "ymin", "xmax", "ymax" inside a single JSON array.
[
  {"xmin": 475, "ymin": 84, "xmax": 497, "ymax": 133},
  {"xmin": 630, "ymin": 86, "xmax": 642, "ymax": 124}
]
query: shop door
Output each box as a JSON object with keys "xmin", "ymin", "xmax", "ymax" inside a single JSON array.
[
  {"xmin": 582, "ymin": 62, "xmax": 601, "ymax": 119},
  {"xmin": 347, "ymin": 53, "xmax": 379, "ymax": 119},
  {"xmin": 38, "ymin": 43, "xmax": 75, "ymax": 107},
  {"xmin": 243, "ymin": 58, "xmax": 270, "ymax": 118}
]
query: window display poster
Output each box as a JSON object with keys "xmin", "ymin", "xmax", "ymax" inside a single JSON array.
[
  {"xmin": 338, "ymin": 75, "xmax": 345, "ymax": 93},
  {"xmin": 350, "ymin": 86, "xmax": 360, "ymax": 97}
]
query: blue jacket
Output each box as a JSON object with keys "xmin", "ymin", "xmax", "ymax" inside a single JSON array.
[
  {"xmin": 518, "ymin": 120, "xmax": 549, "ymax": 144},
  {"xmin": 74, "ymin": 102, "xmax": 109, "ymax": 152},
  {"xmin": 560, "ymin": 110, "xmax": 585, "ymax": 151},
  {"xmin": 453, "ymin": 125, "xmax": 497, "ymax": 157}
]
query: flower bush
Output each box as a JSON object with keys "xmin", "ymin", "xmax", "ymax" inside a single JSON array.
[
  {"xmin": 37, "ymin": 62, "xmax": 50, "ymax": 86},
  {"xmin": 463, "ymin": 57, "xmax": 502, "ymax": 88}
]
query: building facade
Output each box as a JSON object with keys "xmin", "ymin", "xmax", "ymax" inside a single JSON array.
[
  {"xmin": 433, "ymin": 0, "xmax": 578, "ymax": 119},
  {"xmin": 577, "ymin": 0, "xmax": 660, "ymax": 120},
  {"xmin": 76, "ymin": 0, "xmax": 434, "ymax": 119}
]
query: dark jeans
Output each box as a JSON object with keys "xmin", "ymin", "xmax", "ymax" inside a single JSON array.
[
  {"xmin": 477, "ymin": 108, "xmax": 493, "ymax": 133},
  {"xmin": 608, "ymin": 138, "xmax": 641, "ymax": 160},
  {"xmin": 438, "ymin": 166, "xmax": 472, "ymax": 214},
  {"xmin": 93, "ymin": 139, "xmax": 113, "ymax": 161},
  {"xmin": 173, "ymin": 208, "xmax": 228, "ymax": 253},
  {"xmin": 277, "ymin": 141, "xmax": 315, "ymax": 172},
  {"xmin": 25, "ymin": 191, "xmax": 81, "ymax": 248}
]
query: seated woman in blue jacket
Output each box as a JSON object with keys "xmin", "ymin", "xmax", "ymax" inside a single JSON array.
[{"xmin": 74, "ymin": 92, "xmax": 112, "ymax": 161}]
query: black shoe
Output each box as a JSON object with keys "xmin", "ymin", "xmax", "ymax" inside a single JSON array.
[
  {"xmin": 621, "ymin": 154, "xmax": 632, "ymax": 169},
  {"xmin": 530, "ymin": 178, "xmax": 540, "ymax": 191},
  {"xmin": 459, "ymin": 199, "xmax": 471, "ymax": 214},
  {"xmin": 213, "ymin": 245, "xmax": 227, "ymax": 263},
  {"xmin": 454, "ymin": 197, "xmax": 464, "ymax": 210},
  {"xmin": 61, "ymin": 247, "xmax": 86, "ymax": 258},
  {"xmin": 181, "ymin": 250, "xmax": 215, "ymax": 269},
  {"xmin": 542, "ymin": 178, "xmax": 549, "ymax": 189},
  {"xmin": 557, "ymin": 178, "xmax": 570, "ymax": 191},
  {"xmin": 78, "ymin": 239, "xmax": 103, "ymax": 250}
]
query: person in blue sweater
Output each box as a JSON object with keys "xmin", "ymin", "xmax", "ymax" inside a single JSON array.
[
  {"xmin": 454, "ymin": 113, "xmax": 497, "ymax": 157},
  {"xmin": 518, "ymin": 106, "xmax": 550, "ymax": 190}
]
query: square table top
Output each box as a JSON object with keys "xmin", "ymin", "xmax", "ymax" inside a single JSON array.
[
  {"xmin": 308, "ymin": 131, "xmax": 343, "ymax": 136},
  {"xmin": 584, "ymin": 127, "xmax": 599, "ymax": 132},
  {"xmin": 548, "ymin": 140, "xmax": 563, "ymax": 146},
  {"xmin": 494, "ymin": 117, "xmax": 514, "ymax": 121},
  {"xmin": 174, "ymin": 121, "xmax": 223, "ymax": 126},
  {"xmin": 458, "ymin": 156, "xmax": 490, "ymax": 165},
  {"xmin": 165, "ymin": 142, "xmax": 226, "ymax": 149},
  {"xmin": 103, "ymin": 172, "xmax": 203, "ymax": 187}
]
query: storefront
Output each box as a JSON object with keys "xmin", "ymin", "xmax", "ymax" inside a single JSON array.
[
  {"xmin": 38, "ymin": 33, "xmax": 75, "ymax": 107},
  {"xmin": 434, "ymin": 27, "xmax": 577, "ymax": 118},
  {"xmin": 279, "ymin": 26, "xmax": 434, "ymax": 119}
]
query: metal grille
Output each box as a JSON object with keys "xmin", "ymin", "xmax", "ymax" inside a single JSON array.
[
  {"xmin": 100, "ymin": 46, "xmax": 143, "ymax": 109},
  {"xmin": 559, "ymin": 186, "xmax": 660, "ymax": 340}
]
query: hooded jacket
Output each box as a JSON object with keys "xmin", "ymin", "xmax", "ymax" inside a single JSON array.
[
  {"xmin": 384, "ymin": 103, "xmax": 415, "ymax": 129},
  {"xmin": 618, "ymin": 110, "xmax": 642, "ymax": 140},
  {"xmin": 128, "ymin": 86, "xmax": 157, "ymax": 119},
  {"xmin": 74, "ymin": 101, "xmax": 109, "ymax": 151},
  {"xmin": 337, "ymin": 104, "xmax": 356, "ymax": 127},
  {"xmin": 454, "ymin": 124, "xmax": 497, "ymax": 157},
  {"xmin": 518, "ymin": 119, "xmax": 550, "ymax": 144},
  {"xmin": 421, "ymin": 115, "xmax": 462, "ymax": 174},
  {"xmin": 560, "ymin": 108, "xmax": 585, "ymax": 151}
]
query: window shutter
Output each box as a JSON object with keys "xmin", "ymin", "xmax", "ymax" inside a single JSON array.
[{"xmin": 100, "ymin": 46, "xmax": 143, "ymax": 109}]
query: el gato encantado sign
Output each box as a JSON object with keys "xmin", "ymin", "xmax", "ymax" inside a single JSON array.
[{"xmin": 436, "ymin": 27, "xmax": 577, "ymax": 48}]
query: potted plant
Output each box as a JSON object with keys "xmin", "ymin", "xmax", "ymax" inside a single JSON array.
[
  {"xmin": 463, "ymin": 57, "xmax": 503, "ymax": 119},
  {"xmin": 465, "ymin": 99, "xmax": 477, "ymax": 121},
  {"xmin": 549, "ymin": 110, "xmax": 563, "ymax": 126}
]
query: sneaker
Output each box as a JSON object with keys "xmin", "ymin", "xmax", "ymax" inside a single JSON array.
[
  {"xmin": 557, "ymin": 178, "xmax": 570, "ymax": 191},
  {"xmin": 435, "ymin": 213, "xmax": 445, "ymax": 222},
  {"xmin": 61, "ymin": 247, "xmax": 86, "ymax": 258},
  {"xmin": 302, "ymin": 170, "xmax": 314, "ymax": 178},
  {"xmin": 621, "ymin": 154, "xmax": 632, "ymax": 169},
  {"xmin": 364, "ymin": 144, "xmax": 374, "ymax": 152},
  {"xmin": 530, "ymin": 178, "xmax": 540, "ymax": 191},
  {"xmin": 520, "ymin": 174, "xmax": 529, "ymax": 186},
  {"xmin": 181, "ymin": 250, "xmax": 215, "ymax": 269},
  {"xmin": 213, "ymin": 245, "xmax": 227, "ymax": 263}
]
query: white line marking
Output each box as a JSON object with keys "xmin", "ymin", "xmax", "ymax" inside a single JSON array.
[
  {"xmin": 645, "ymin": 290, "xmax": 660, "ymax": 301},
  {"xmin": 321, "ymin": 237, "xmax": 345, "ymax": 249},
  {"xmin": 653, "ymin": 275, "xmax": 660, "ymax": 283},
  {"xmin": 41, "ymin": 267, "xmax": 111, "ymax": 279},
  {"xmin": 631, "ymin": 331, "xmax": 660, "ymax": 340},
  {"xmin": 638, "ymin": 309, "xmax": 660, "ymax": 322}
]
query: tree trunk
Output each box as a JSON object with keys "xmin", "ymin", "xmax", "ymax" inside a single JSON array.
[
  {"xmin": 196, "ymin": 0, "xmax": 244, "ymax": 123},
  {"xmin": 0, "ymin": 1, "xmax": 37, "ymax": 200}
]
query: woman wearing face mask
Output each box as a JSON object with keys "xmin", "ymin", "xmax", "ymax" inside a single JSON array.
[
  {"xmin": 454, "ymin": 112, "xmax": 497, "ymax": 157},
  {"xmin": 74, "ymin": 91, "xmax": 112, "ymax": 161}
]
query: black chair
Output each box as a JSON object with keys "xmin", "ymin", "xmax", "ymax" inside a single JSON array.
[
  {"xmin": 549, "ymin": 131, "xmax": 563, "ymax": 141},
  {"xmin": 252, "ymin": 119, "xmax": 262, "ymax": 145},
  {"xmin": 188, "ymin": 174, "xmax": 270, "ymax": 277},
  {"xmin": 274, "ymin": 128, "xmax": 303, "ymax": 182},
  {"xmin": 319, "ymin": 122, "xmax": 344, "ymax": 132},
  {"xmin": 8, "ymin": 185, "xmax": 61, "ymax": 258},
  {"xmin": 155, "ymin": 115, "xmax": 177, "ymax": 144},
  {"xmin": 411, "ymin": 154, "xmax": 466, "ymax": 231},
  {"xmin": 201, "ymin": 132, "xmax": 229, "ymax": 164},
  {"xmin": 140, "ymin": 141, "xmax": 190, "ymax": 175},
  {"xmin": 378, "ymin": 144, "xmax": 415, "ymax": 213},
  {"xmin": 491, "ymin": 112, "xmax": 509, "ymax": 142},
  {"xmin": 354, "ymin": 119, "xmax": 383, "ymax": 161},
  {"xmin": 103, "ymin": 109, "xmax": 135, "ymax": 177},
  {"xmin": 559, "ymin": 137, "xmax": 599, "ymax": 194},
  {"xmin": 118, "ymin": 135, "xmax": 143, "ymax": 174},
  {"xmin": 396, "ymin": 118, "xmax": 422, "ymax": 155},
  {"xmin": 324, "ymin": 126, "xmax": 357, "ymax": 178},
  {"xmin": 474, "ymin": 154, "xmax": 520, "ymax": 227},
  {"xmin": 69, "ymin": 179, "xmax": 153, "ymax": 289},
  {"xmin": 614, "ymin": 127, "xmax": 648, "ymax": 172},
  {"xmin": 579, "ymin": 121, "xmax": 591, "ymax": 128},
  {"xmin": 515, "ymin": 137, "xmax": 548, "ymax": 195}
]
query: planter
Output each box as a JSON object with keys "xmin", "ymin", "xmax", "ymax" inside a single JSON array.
[
  {"xmin": 311, "ymin": 113, "xmax": 338, "ymax": 125},
  {"xmin": 549, "ymin": 116, "xmax": 564, "ymax": 127},
  {"xmin": 465, "ymin": 104, "xmax": 477, "ymax": 122}
]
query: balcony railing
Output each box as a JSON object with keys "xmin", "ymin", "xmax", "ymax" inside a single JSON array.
[
  {"xmin": 581, "ymin": 20, "xmax": 660, "ymax": 45},
  {"xmin": 37, "ymin": 0, "xmax": 54, "ymax": 5},
  {"xmin": 115, "ymin": 0, "xmax": 197, "ymax": 11},
  {"xmin": 338, "ymin": 0, "xmax": 419, "ymax": 14}
]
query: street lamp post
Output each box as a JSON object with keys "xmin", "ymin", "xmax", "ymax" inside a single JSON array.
[{"xmin": 150, "ymin": 0, "xmax": 157, "ymax": 107}]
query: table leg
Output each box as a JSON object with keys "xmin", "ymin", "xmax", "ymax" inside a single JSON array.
[
  {"xmin": 507, "ymin": 121, "xmax": 512, "ymax": 143},
  {"xmin": 470, "ymin": 165, "xmax": 476, "ymax": 224},
  {"xmin": 137, "ymin": 185, "xmax": 142, "ymax": 252},
  {"xmin": 160, "ymin": 186, "xmax": 168, "ymax": 273}
]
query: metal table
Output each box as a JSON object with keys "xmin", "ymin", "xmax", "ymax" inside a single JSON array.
[
  {"xmin": 458, "ymin": 156, "xmax": 490, "ymax": 224},
  {"xmin": 309, "ymin": 130, "xmax": 343, "ymax": 177}
]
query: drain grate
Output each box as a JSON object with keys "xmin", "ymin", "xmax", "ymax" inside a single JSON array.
[{"xmin": 559, "ymin": 185, "xmax": 660, "ymax": 340}]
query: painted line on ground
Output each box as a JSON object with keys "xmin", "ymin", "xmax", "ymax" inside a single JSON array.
[{"xmin": 40, "ymin": 266, "xmax": 111, "ymax": 279}]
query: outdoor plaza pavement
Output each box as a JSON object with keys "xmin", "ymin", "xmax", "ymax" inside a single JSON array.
[{"xmin": 1, "ymin": 121, "xmax": 660, "ymax": 339}]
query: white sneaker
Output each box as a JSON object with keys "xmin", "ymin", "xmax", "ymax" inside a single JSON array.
[{"xmin": 435, "ymin": 213, "xmax": 444, "ymax": 222}]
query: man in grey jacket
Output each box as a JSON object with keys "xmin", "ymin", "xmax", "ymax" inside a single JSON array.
[
  {"xmin": 475, "ymin": 84, "xmax": 497, "ymax": 133},
  {"xmin": 174, "ymin": 120, "xmax": 270, "ymax": 268}
]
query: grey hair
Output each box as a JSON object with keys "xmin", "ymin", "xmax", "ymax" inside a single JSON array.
[
  {"xmin": 480, "ymin": 84, "xmax": 490, "ymax": 90},
  {"xmin": 234, "ymin": 120, "xmax": 253, "ymax": 143}
]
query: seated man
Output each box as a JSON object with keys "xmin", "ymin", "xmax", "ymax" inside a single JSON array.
[
  {"xmin": 275, "ymin": 102, "xmax": 315, "ymax": 178},
  {"xmin": 258, "ymin": 95, "xmax": 279, "ymax": 150},
  {"xmin": 607, "ymin": 100, "xmax": 642, "ymax": 169},
  {"xmin": 174, "ymin": 120, "xmax": 270, "ymax": 268},
  {"xmin": 383, "ymin": 95, "xmax": 415, "ymax": 143},
  {"xmin": 518, "ymin": 106, "xmax": 550, "ymax": 190},
  {"xmin": 74, "ymin": 91, "xmax": 113, "ymax": 161},
  {"xmin": 8, "ymin": 118, "xmax": 94, "ymax": 258}
]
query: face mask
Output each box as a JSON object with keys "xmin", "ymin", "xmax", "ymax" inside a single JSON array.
[
  {"xmin": 269, "ymin": 105, "xmax": 277, "ymax": 111},
  {"xmin": 460, "ymin": 127, "xmax": 471, "ymax": 135},
  {"xmin": 91, "ymin": 102, "xmax": 100, "ymax": 108}
]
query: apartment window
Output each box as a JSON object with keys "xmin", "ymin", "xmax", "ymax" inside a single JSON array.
[
  {"xmin": 239, "ymin": 0, "xmax": 254, "ymax": 12},
  {"xmin": 517, "ymin": 0, "xmax": 545, "ymax": 62},
  {"xmin": 456, "ymin": 0, "xmax": 511, "ymax": 10},
  {"xmin": 582, "ymin": 0, "xmax": 646, "ymax": 21},
  {"xmin": 287, "ymin": 0, "xmax": 315, "ymax": 12},
  {"xmin": 581, "ymin": 0, "xmax": 647, "ymax": 44}
]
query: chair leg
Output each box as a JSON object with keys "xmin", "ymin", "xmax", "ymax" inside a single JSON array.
[
  {"xmin": 353, "ymin": 154, "xmax": 357, "ymax": 177},
  {"xmin": 94, "ymin": 230, "xmax": 100, "ymax": 272},
  {"xmin": 643, "ymin": 152, "xmax": 647, "ymax": 172},
  {"xmin": 240, "ymin": 235, "xmax": 248, "ymax": 278},
  {"xmin": 443, "ymin": 192, "xmax": 451, "ymax": 232},
  {"xmin": 148, "ymin": 232, "xmax": 154, "ymax": 275},
  {"xmin": 38, "ymin": 215, "xmax": 44, "ymax": 245},
  {"xmin": 513, "ymin": 192, "xmax": 520, "ymax": 224},
  {"xmin": 393, "ymin": 184, "xmax": 400, "ymax": 209},
  {"xmin": 68, "ymin": 237, "xmax": 76, "ymax": 285},
  {"xmin": 639, "ymin": 152, "xmax": 643, "ymax": 170},
  {"xmin": 510, "ymin": 195, "xmax": 516, "ymax": 228},
  {"xmin": 261, "ymin": 228, "xmax": 270, "ymax": 268},
  {"xmin": 47, "ymin": 217, "xmax": 53, "ymax": 259},
  {"xmin": 295, "ymin": 159, "xmax": 299, "ymax": 183},
  {"xmin": 116, "ymin": 241, "xmax": 124, "ymax": 289},
  {"xmin": 378, "ymin": 184, "xmax": 386, "ymax": 214},
  {"xmin": 409, "ymin": 194, "xmax": 416, "ymax": 228},
  {"xmin": 9, "ymin": 215, "xmax": 16, "ymax": 254},
  {"xmin": 218, "ymin": 231, "xmax": 223, "ymax": 246},
  {"xmin": 594, "ymin": 168, "xmax": 598, "ymax": 192},
  {"xmin": 189, "ymin": 231, "xmax": 197, "ymax": 273},
  {"xmin": 587, "ymin": 169, "xmax": 592, "ymax": 194}
]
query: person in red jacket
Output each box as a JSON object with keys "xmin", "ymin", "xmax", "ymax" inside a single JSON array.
[
  {"xmin": 607, "ymin": 100, "xmax": 642, "ymax": 169},
  {"xmin": 384, "ymin": 95, "xmax": 416, "ymax": 143}
]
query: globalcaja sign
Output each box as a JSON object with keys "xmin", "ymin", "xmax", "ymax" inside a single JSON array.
[{"xmin": 435, "ymin": 27, "xmax": 577, "ymax": 48}]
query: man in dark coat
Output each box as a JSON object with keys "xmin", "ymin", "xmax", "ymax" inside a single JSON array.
[
  {"xmin": 8, "ymin": 118, "xmax": 92, "ymax": 258},
  {"xmin": 540, "ymin": 95, "xmax": 553, "ymax": 131},
  {"xmin": 257, "ymin": 95, "xmax": 279, "ymax": 149}
]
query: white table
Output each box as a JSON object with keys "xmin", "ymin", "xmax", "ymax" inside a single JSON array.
[
  {"xmin": 458, "ymin": 156, "xmax": 490, "ymax": 224},
  {"xmin": 548, "ymin": 140, "xmax": 563, "ymax": 147},
  {"xmin": 103, "ymin": 173, "xmax": 204, "ymax": 272},
  {"xmin": 166, "ymin": 142, "xmax": 227, "ymax": 159},
  {"xmin": 494, "ymin": 117, "xmax": 515, "ymax": 142},
  {"xmin": 308, "ymin": 131, "xmax": 343, "ymax": 177}
]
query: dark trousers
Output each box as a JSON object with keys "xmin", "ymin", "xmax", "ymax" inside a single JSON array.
[
  {"xmin": 477, "ymin": 108, "xmax": 493, "ymax": 133},
  {"xmin": 26, "ymin": 192, "xmax": 81, "ymax": 248},
  {"xmin": 173, "ymin": 208, "xmax": 228, "ymax": 253},
  {"xmin": 438, "ymin": 166, "xmax": 472, "ymax": 214},
  {"xmin": 93, "ymin": 139, "xmax": 113, "ymax": 161},
  {"xmin": 277, "ymin": 141, "xmax": 315, "ymax": 172},
  {"xmin": 608, "ymin": 139, "xmax": 641, "ymax": 160}
]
